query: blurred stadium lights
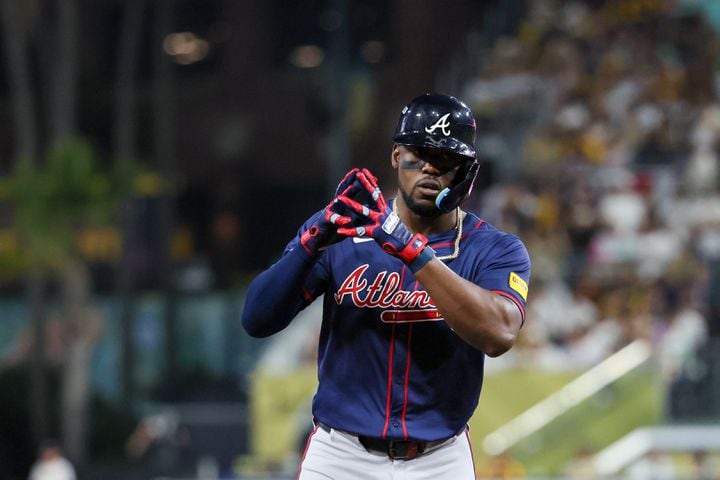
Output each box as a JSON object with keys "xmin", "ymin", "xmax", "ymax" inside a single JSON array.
[
  {"xmin": 359, "ymin": 39, "xmax": 385, "ymax": 63},
  {"xmin": 272, "ymin": 0, "xmax": 390, "ymax": 67},
  {"xmin": 318, "ymin": 8, "xmax": 343, "ymax": 32},
  {"xmin": 162, "ymin": 32, "xmax": 210, "ymax": 65},
  {"xmin": 289, "ymin": 44, "xmax": 325, "ymax": 68}
]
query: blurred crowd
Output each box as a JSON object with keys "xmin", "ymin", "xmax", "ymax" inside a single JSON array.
[{"xmin": 461, "ymin": 0, "xmax": 719, "ymax": 412}]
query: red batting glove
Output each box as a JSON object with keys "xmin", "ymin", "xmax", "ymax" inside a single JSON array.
[
  {"xmin": 335, "ymin": 169, "xmax": 436, "ymax": 272},
  {"xmin": 299, "ymin": 169, "xmax": 360, "ymax": 255}
]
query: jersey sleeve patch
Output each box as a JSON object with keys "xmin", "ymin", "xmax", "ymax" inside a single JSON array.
[{"xmin": 508, "ymin": 272, "xmax": 528, "ymax": 301}]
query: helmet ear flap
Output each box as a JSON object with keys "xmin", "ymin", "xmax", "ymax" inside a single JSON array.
[{"xmin": 434, "ymin": 160, "xmax": 479, "ymax": 213}]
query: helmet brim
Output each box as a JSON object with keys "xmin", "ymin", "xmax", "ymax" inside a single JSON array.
[{"xmin": 394, "ymin": 133, "xmax": 476, "ymax": 160}]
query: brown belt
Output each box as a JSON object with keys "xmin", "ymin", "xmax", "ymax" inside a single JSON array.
[{"xmin": 317, "ymin": 422, "xmax": 447, "ymax": 460}]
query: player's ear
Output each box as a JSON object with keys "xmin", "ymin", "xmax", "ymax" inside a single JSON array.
[{"xmin": 391, "ymin": 144, "xmax": 400, "ymax": 169}]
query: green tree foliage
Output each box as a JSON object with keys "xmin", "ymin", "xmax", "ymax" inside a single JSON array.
[{"xmin": 0, "ymin": 137, "xmax": 134, "ymax": 274}]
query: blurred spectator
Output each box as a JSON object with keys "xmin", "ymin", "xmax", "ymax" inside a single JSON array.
[
  {"xmin": 476, "ymin": 452, "xmax": 526, "ymax": 479},
  {"xmin": 654, "ymin": 286, "xmax": 708, "ymax": 382},
  {"xmin": 28, "ymin": 440, "xmax": 76, "ymax": 480},
  {"xmin": 564, "ymin": 175, "xmax": 601, "ymax": 273},
  {"xmin": 564, "ymin": 445, "xmax": 599, "ymax": 480},
  {"xmin": 126, "ymin": 413, "xmax": 191, "ymax": 472},
  {"xmin": 634, "ymin": 206, "xmax": 684, "ymax": 281},
  {"xmin": 625, "ymin": 449, "xmax": 676, "ymax": 480},
  {"xmin": 685, "ymin": 104, "xmax": 720, "ymax": 194},
  {"xmin": 565, "ymin": 290, "xmax": 627, "ymax": 368},
  {"xmin": 686, "ymin": 450, "xmax": 720, "ymax": 480},
  {"xmin": 596, "ymin": 169, "xmax": 647, "ymax": 235},
  {"xmin": 457, "ymin": 3, "xmax": 717, "ymax": 406},
  {"xmin": 652, "ymin": 284, "xmax": 710, "ymax": 418},
  {"xmin": 526, "ymin": 279, "xmax": 598, "ymax": 344}
]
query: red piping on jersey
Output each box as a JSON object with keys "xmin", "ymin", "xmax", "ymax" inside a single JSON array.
[
  {"xmin": 430, "ymin": 240, "xmax": 455, "ymax": 249},
  {"xmin": 401, "ymin": 324, "xmax": 413, "ymax": 439},
  {"xmin": 492, "ymin": 289, "xmax": 526, "ymax": 320},
  {"xmin": 381, "ymin": 323, "xmax": 396, "ymax": 439},
  {"xmin": 430, "ymin": 218, "xmax": 484, "ymax": 250},
  {"xmin": 302, "ymin": 288, "xmax": 313, "ymax": 302},
  {"xmin": 465, "ymin": 427, "xmax": 478, "ymax": 479},
  {"xmin": 422, "ymin": 219, "xmax": 485, "ymax": 248},
  {"xmin": 464, "ymin": 218, "xmax": 485, "ymax": 238},
  {"xmin": 398, "ymin": 277, "xmax": 421, "ymax": 440},
  {"xmin": 296, "ymin": 424, "xmax": 319, "ymax": 480},
  {"xmin": 382, "ymin": 265, "xmax": 410, "ymax": 439}
]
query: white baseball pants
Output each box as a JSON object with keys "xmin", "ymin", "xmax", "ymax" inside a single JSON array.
[{"xmin": 297, "ymin": 425, "xmax": 476, "ymax": 480}]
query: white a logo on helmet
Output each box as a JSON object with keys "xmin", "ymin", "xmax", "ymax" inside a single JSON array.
[{"xmin": 425, "ymin": 113, "xmax": 452, "ymax": 136}]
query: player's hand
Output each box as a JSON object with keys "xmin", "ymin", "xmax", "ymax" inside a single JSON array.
[
  {"xmin": 335, "ymin": 169, "xmax": 435, "ymax": 272},
  {"xmin": 299, "ymin": 169, "xmax": 359, "ymax": 255}
]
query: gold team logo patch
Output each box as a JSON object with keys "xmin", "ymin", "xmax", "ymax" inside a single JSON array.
[{"xmin": 508, "ymin": 272, "xmax": 528, "ymax": 301}]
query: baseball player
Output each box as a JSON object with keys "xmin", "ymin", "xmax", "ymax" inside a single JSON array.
[{"xmin": 242, "ymin": 93, "xmax": 531, "ymax": 479}]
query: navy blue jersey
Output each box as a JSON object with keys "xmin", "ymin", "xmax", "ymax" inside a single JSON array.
[{"xmin": 270, "ymin": 202, "xmax": 531, "ymax": 442}]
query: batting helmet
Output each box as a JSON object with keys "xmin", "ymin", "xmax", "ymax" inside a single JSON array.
[{"xmin": 393, "ymin": 93, "xmax": 479, "ymax": 212}]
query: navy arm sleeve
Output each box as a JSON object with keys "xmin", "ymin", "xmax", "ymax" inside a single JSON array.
[{"xmin": 241, "ymin": 210, "xmax": 330, "ymax": 337}]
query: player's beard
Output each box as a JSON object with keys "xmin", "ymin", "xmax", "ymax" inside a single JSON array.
[{"xmin": 400, "ymin": 185, "xmax": 441, "ymax": 218}]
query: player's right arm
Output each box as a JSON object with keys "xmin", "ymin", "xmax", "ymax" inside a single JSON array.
[
  {"xmin": 242, "ymin": 169, "xmax": 360, "ymax": 337},
  {"xmin": 241, "ymin": 221, "xmax": 328, "ymax": 338}
]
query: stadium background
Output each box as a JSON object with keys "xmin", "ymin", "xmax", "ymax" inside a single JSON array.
[{"xmin": 0, "ymin": 0, "xmax": 718, "ymax": 478}]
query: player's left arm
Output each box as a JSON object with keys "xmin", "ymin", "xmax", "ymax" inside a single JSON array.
[
  {"xmin": 412, "ymin": 238, "xmax": 530, "ymax": 356},
  {"xmin": 335, "ymin": 169, "xmax": 530, "ymax": 356}
]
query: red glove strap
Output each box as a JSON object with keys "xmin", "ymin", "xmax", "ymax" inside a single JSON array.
[
  {"xmin": 300, "ymin": 226, "xmax": 320, "ymax": 255},
  {"xmin": 396, "ymin": 233, "xmax": 429, "ymax": 264}
]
